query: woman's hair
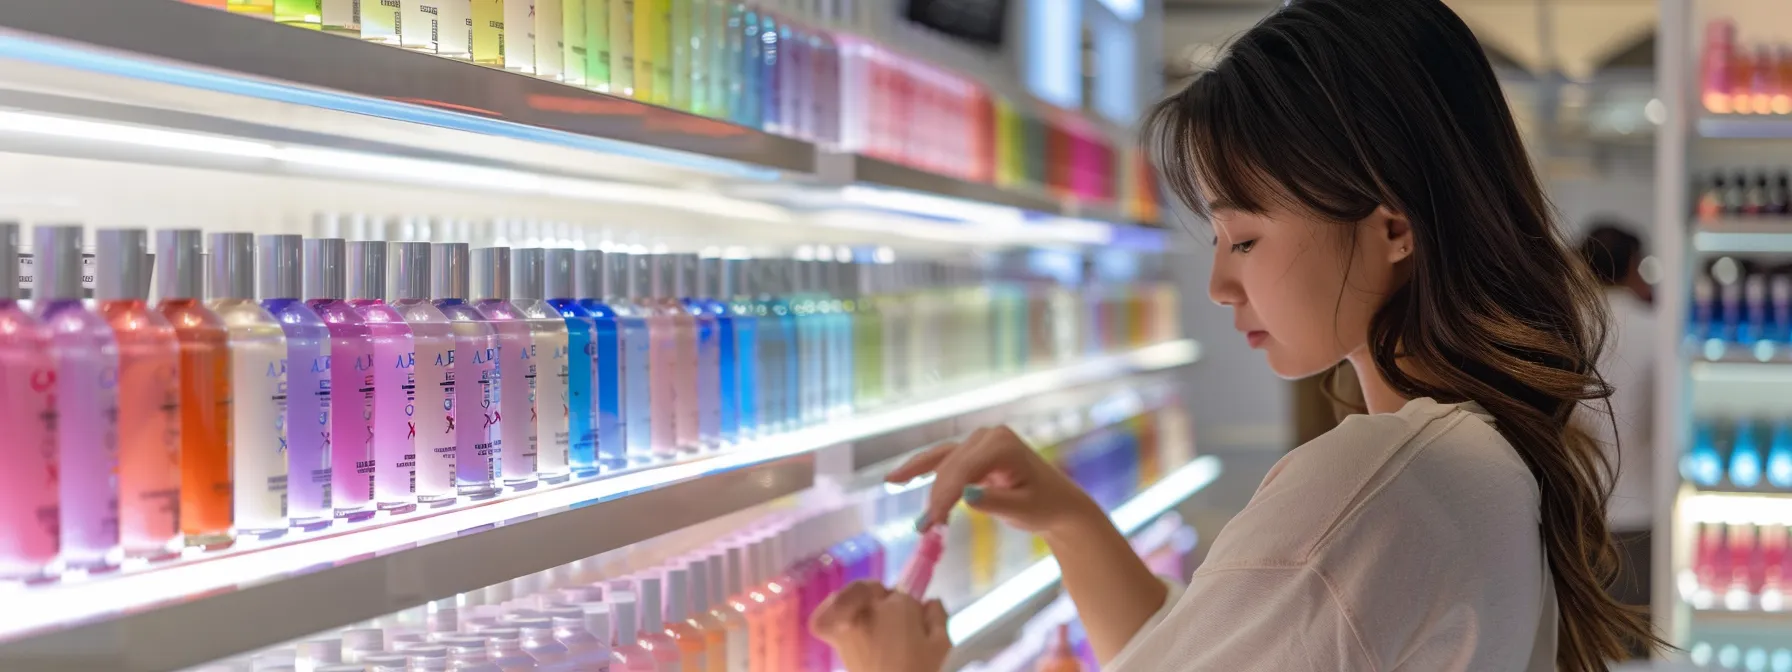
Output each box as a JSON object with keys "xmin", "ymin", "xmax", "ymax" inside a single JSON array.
[{"xmin": 1144, "ymin": 0, "xmax": 1661, "ymax": 668}]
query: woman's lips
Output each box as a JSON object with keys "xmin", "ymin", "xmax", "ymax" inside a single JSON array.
[{"xmin": 1246, "ymin": 330, "xmax": 1269, "ymax": 348}]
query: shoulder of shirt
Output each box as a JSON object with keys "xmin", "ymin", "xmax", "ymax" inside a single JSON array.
[{"xmin": 1196, "ymin": 398, "xmax": 1536, "ymax": 572}]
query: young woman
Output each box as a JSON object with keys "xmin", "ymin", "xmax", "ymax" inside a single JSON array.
[{"xmin": 810, "ymin": 0, "xmax": 1662, "ymax": 670}]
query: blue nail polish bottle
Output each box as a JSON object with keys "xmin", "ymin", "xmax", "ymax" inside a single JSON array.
[
  {"xmin": 575, "ymin": 250, "xmax": 628, "ymax": 471},
  {"xmin": 1731, "ymin": 420, "xmax": 1763, "ymax": 488},
  {"xmin": 545, "ymin": 250, "xmax": 599, "ymax": 476}
]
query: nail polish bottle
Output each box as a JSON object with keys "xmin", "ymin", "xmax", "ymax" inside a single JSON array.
[
  {"xmin": 1769, "ymin": 421, "xmax": 1792, "ymax": 490},
  {"xmin": 694, "ymin": 254, "xmax": 734, "ymax": 448},
  {"xmin": 96, "ymin": 230, "xmax": 182, "ymax": 559},
  {"xmin": 678, "ymin": 254, "xmax": 721, "ymax": 450},
  {"xmin": 637, "ymin": 254, "xmax": 681, "ymax": 459},
  {"xmin": 707, "ymin": 551, "xmax": 749, "ymax": 672},
  {"xmin": 513, "ymin": 617, "xmax": 573, "ymax": 665},
  {"xmin": 650, "ymin": 253, "xmax": 700, "ymax": 456},
  {"xmin": 512, "ymin": 249, "xmax": 574, "ymax": 483},
  {"xmin": 1733, "ymin": 420, "xmax": 1765, "ymax": 489},
  {"xmin": 609, "ymin": 251, "xmax": 655, "ymax": 466},
  {"xmin": 610, "ymin": 593, "xmax": 660, "ymax": 672},
  {"xmin": 260, "ymin": 235, "xmax": 334, "ymax": 526},
  {"xmin": 1686, "ymin": 420, "xmax": 1725, "ymax": 488},
  {"xmin": 442, "ymin": 635, "xmax": 505, "ymax": 672},
  {"xmin": 208, "ymin": 233, "xmax": 290, "ymax": 536},
  {"xmin": 545, "ymin": 605, "xmax": 606, "ymax": 667},
  {"xmin": 156, "ymin": 230, "xmax": 234, "ymax": 546},
  {"xmin": 433, "ymin": 243, "xmax": 503, "ymax": 498},
  {"xmin": 724, "ymin": 545, "xmax": 767, "ymax": 672},
  {"xmin": 575, "ymin": 250, "xmax": 627, "ymax": 471},
  {"xmin": 0, "ymin": 222, "xmax": 58, "ymax": 580},
  {"xmin": 390, "ymin": 242, "xmax": 459, "ymax": 506},
  {"xmin": 636, "ymin": 575, "xmax": 683, "ymax": 670},
  {"xmin": 687, "ymin": 556, "xmax": 730, "ymax": 671},
  {"xmin": 34, "ymin": 225, "xmax": 121, "ymax": 570},
  {"xmin": 754, "ymin": 260, "xmax": 799, "ymax": 433},
  {"xmin": 546, "ymin": 249, "xmax": 599, "ymax": 476},
  {"xmin": 306, "ymin": 238, "xmax": 377, "ymax": 519},
  {"xmin": 474, "ymin": 247, "xmax": 540, "ymax": 490},
  {"xmin": 720, "ymin": 257, "xmax": 759, "ymax": 444}
]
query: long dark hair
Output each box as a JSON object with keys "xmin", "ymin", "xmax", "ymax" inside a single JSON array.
[{"xmin": 1144, "ymin": 0, "xmax": 1662, "ymax": 668}]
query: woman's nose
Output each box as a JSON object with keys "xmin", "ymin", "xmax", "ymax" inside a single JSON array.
[{"xmin": 1209, "ymin": 256, "xmax": 1243, "ymax": 307}]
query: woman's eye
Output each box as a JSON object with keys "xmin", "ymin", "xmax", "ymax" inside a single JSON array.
[{"xmin": 1230, "ymin": 239, "xmax": 1257, "ymax": 253}]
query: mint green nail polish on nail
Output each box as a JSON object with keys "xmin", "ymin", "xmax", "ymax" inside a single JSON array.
[
  {"xmin": 963, "ymin": 485, "xmax": 985, "ymax": 503},
  {"xmin": 914, "ymin": 515, "xmax": 929, "ymax": 533}
]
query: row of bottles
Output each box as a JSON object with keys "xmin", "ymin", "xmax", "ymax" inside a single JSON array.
[
  {"xmin": 1685, "ymin": 418, "xmax": 1792, "ymax": 491},
  {"xmin": 1685, "ymin": 522, "xmax": 1792, "ymax": 612},
  {"xmin": 0, "ymin": 219, "xmax": 1182, "ymax": 583},
  {"xmin": 173, "ymin": 0, "xmax": 1151, "ymax": 214},
  {"xmin": 194, "ymin": 394, "xmax": 1195, "ymax": 672},
  {"xmin": 1684, "ymin": 640, "xmax": 1792, "ymax": 672},
  {"xmin": 1694, "ymin": 170, "xmax": 1792, "ymax": 221},
  {"xmin": 1687, "ymin": 259, "xmax": 1792, "ymax": 356},
  {"xmin": 1701, "ymin": 20, "xmax": 1792, "ymax": 116}
]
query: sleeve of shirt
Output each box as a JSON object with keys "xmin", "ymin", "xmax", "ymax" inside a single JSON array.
[{"xmin": 1105, "ymin": 565, "xmax": 1377, "ymax": 672}]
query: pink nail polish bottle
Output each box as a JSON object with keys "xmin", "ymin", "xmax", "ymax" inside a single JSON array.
[{"xmin": 0, "ymin": 222, "xmax": 58, "ymax": 581}]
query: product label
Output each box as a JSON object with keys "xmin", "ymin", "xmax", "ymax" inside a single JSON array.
[
  {"xmin": 455, "ymin": 340, "xmax": 502, "ymax": 485},
  {"xmin": 321, "ymin": 0, "xmax": 359, "ymax": 29},
  {"xmin": 404, "ymin": 1, "xmax": 441, "ymax": 50},
  {"xmin": 287, "ymin": 348, "xmax": 333, "ymax": 519},
  {"xmin": 434, "ymin": 0, "xmax": 470, "ymax": 57},
  {"xmin": 472, "ymin": 0, "xmax": 504, "ymax": 63},
  {"xmin": 504, "ymin": 0, "xmax": 537, "ymax": 72},
  {"xmin": 16, "ymin": 252, "xmax": 31, "ymax": 298},
  {"xmin": 537, "ymin": 331, "xmax": 571, "ymax": 472},
  {"xmin": 536, "ymin": 0, "xmax": 565, "ymax": 80},
  {"xmin": 498, "ymin": 329, "xmax": 537, "ymax": 480},
  {"xmin": 363, "ymin": 0, "xmax": 401, "ymax": 41},
  {"xmin": 411, "ymin": 335, "xmax": 456, "ymax": 499},
  {"xmin": 233, "ymin": 345, "xmax": 289, "ymax": 531},
  {"xmin": 374, "ymin": 343, "xmax": 416, "ymax": 504}
]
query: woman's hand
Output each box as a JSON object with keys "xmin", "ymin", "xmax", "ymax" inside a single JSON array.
[
  {"xmin": 888, "ymin": 425, "xmax": 1102, "ymax": 534},
  {"xmin": 811, "ymin": 581, "xmax": 951, "ymax": 672}
]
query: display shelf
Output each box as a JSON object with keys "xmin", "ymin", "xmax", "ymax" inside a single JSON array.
[
  {"xmin": 0, "ymin": 340, "xmax": 1200, "ymax": 672},
  {"xmin": 1698, "ymin": 115, "xmax": 1792, "ymax": 140},
  {"xmin": 1682, "ymin": 490, "xmax": 1792, "ymax": 525},
  {"xmin": 1691, "ymin": 219, "xmax": 1792, "ymax": 253},
  {"xmin": 0, "ymin": 0, "xmax": 813, "ymax": 177},
  {"xmin": 942, "ymin": 456, "xmax": 1223, "ymax": 654}
]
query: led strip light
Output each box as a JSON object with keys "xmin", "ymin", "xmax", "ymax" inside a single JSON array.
[
  {"xmin": 946, "ymin": 455, "xmax": 1223, "ymax": 643},
  {"xmin": 0, "ymin": 340, "xmax": 1201, "ymax": 641},
  {"xmin": 1682, "ymin": 491, "xmax": 1792, "ymax": 526}
]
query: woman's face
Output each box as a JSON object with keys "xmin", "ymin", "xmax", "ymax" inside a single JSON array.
[{"xmin": 1207, "ymin": 201, "xmax": 1412, "ymax": 379}]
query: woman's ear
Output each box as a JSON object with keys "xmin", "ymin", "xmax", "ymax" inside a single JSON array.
[{"xmin": 1372, "ymin": 205, "xmax": 1415, "ymax": 263}]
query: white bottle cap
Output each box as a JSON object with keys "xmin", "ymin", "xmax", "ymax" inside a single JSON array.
[
  {"xmin": 611, "ymin": 592, "xmax": 639, "ymax": 643},
  {"xmin": 666, "ymin": 568, "xmax": 690, "ymax": 623},
  {"xmin": 637, "ymin": 577, "xmax": 665, "ymax": 631}
]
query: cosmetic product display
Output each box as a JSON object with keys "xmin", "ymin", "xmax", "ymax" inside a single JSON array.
[
  {"xmin": 513, "ymin": 248, "xmax": 575, "ymax": 482},
  {"xmin": 209, "ymin": 232, "xmax": 291, "ymax": 536},
  {"xmin": 1700, "ymin": 20, "xmax": 1792, "ymax": 116},
  {"xmin": 1694, "ymin": 169, "xmax": 1792, "ymax": 222},
  {"xmin": 434, "ymin": 242, "xmax": 505, "ymax": 498},
  {"xmin": 156, "ymin": 230, "xmax": 235, "ymax": 546},
  {"xmin": 1686, "ymin": 260, "xmax": 1792, "ymax": 358},
  {"xmin": 474, "ymin": 247, "xmax": 540, "ymax": 489},
  {"xmin": 1686, "ymin": 522, "xmax": 1792, "ymax": 612},
  {"xmin": 391, "ymin": 241, "xmax": 459, "ymax": 506},
  {"xmin": 308, "ymin": 238, "xmax": 379, "ymax": 519},
  {"xmin": 546, "ymin": 248, "xmax": 600, "ymax": 475},
  {"xmin": 263, "ymin": 234, "xmax": 335, "ymax": 526},
  {"xmin": 1686, "ymin": 419, "xmax": 1792, "ymax": 491},
  {"xmin": 1679, "ymin": 640, "xmax": 1792, "ymax": 672},
  {"xmin": 0, "ymin": 222, "xmax": 58, "ymax": 581},
  {"xmin": 33, "ymin": 225, "xmax": 121, "ymax": 571},
  {"xmin": 346, "ymin": 241, "xmax": 419, "ymax": 510}
]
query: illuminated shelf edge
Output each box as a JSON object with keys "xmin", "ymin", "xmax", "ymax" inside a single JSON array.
[
  {"xmin": 1690, "ymin": 218, "xmax": 1792, "ymax": 254},
  {"xmin": 0, "ymin": 340, "xmax": 1200, "ymax": 672},
  {"xmin": 945, "ymin": 455, "xmax": 1223, "ymax": 644},
  {"xmin": 1681, "ymin": 491, "xmax": 1792, "ymax": 525},
  {"xmin": 1697, "ymin": 115, "xmax": 1792, "ymax": 140}
]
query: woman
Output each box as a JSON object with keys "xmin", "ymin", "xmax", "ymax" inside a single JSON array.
[{"xmin": 810, "ymin": 0, "xmax": 1662, "ymax": 670}]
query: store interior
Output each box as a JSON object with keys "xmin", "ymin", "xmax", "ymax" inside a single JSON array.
[{"xmin": 0, "ymin": 0, "xmax": 1778, "ymax": 670}]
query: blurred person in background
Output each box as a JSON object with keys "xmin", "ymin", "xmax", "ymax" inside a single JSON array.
[{"xmin": 1577, "ymin": 222, "xmax": 1656, "ymax": 620}]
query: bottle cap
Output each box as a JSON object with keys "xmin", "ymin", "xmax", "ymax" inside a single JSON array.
[
  {"xmin": 441, "ymin": 636, "xmax": 491, "ymax": 664},
  {"xmin": 638, "ymin": 577, "xmax": 664, "ymax": 630},
  {"xmin": 688, "ymin": 560, "xmax": 710, "ymax": 613},
  {"xmin": 666, "ymin": 568, "xmax": 690, "ymax": 622},
  {"xmin": 706, "ymin": 553, "xmax": 726, "ymax": 608},
  {"xmin": 95, "ymin": 229, "xmax": 151, "ymax": 301},
  {"xmin": 575, "ymin": 249, "xmax": 604, "ymax": 300},
  {"xmin": 610, "ymin": 593, "xmax": 639, "ymax": 642},
  {"xmin": 257, "ymin": 235, "xmax": 303, "ymax": 300},
  {"xmin": 580, "ymin": 603, "xmax": 612, "ymax": 650},
  {"xmin": 650, "ymin": 254, "xmax": 676, "ymax": 299},
  {"xmin": 33, "ymin": 225, "xmax": 83, "ymax": 302},
  {"xmin": 314, "ymin": 212, "xmax": 343, "ymax": 239},
  {"xmin": 725, "ymin": 546, "xmax": 745, "ymax": 597},
  {"xmin": 676, "ymin": 253, "xmax": 700, "ymax": 298},
  {"xmin": 347, "ymin": 241, "xmax": 389, "ymax": 301},
  {"xmin": 155, "ymin": 229, "xmax": 205, "ymax": 300},
  {"xmin": 512, "ymin": 248, "xmax": 547, "ymax": 300},
  {"xmin": 295, "ymin": 638, "xmax": 342, "ymax": 666},
  {"xmin": 431, "ymin": 242, "xmax": 471, "ymax": 301},
  {"xmin": 704, "ymin": 257, "xmax": 726, "ymax": 299},
  {"xmin": 607, "ymin": 251, "xmax": 633, "ymax": 300},
  {"xmin": 390, "ymin": 241, "xmax": 432, "ymax": 301},
  {"xmin": 627, "ymin": 253, "xmax": 652, "ymax": 300},
  {"xmin": 207, "ymin": 232, "xmax": 257, "ymax": 301},
  {"xmin": 472, "ymin": 247, "xmax": 511, "ymax": 300},
  {"xmin": 304, "ymin": 238, "xmax": 347, "ymax": 301},
  {"xmin": 546, "ymin": 249, "xmax": 579, "ymax": 299}
]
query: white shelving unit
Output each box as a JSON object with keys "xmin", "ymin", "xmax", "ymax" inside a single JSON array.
[{"xmin": 1657, "ymin": 0, "xmax": 1792, "ymax": 656}]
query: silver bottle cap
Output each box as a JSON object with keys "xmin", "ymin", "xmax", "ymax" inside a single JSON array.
[
  {"xmin": 347, "ymin": 241, "xmax": 388, "ymax": 301},
  {"xmin": 700, "ymin": 256, "xmax": 723, "ymax": 299},
  {"xmin": 390, "ymin": 241, "xmax": 432, "ymax": 301},
  {"xmin": 627, "ymin": 253, "xmax": 652, "ymax": 300},
  {"xmin": 33, "ymin": 225, "xmax": 83, "ymax": 302},
  {"xmin": 259, "ymin": 235, "xmax": 304, "ymax": 300},
  {"xmin": 432, "ymin": 242, "xmax": 470, "ymax": 301},
  {"xmin": 0, "ymin": 222, "xmax": 19, "ymax": 301},
  {"xmin": 575, "ymin": 249, "xmax": 604, "ymax": 299},
  {"xmin": 155, "ymin": 229, "xmax": 205, "ymax": 300},
  {"xmin": 606, "ymin": 252, "xmax": 633, "ymax": 301},
  {"xmin": 209, "ymin": 232, "xmax": 257, "ymax": 300},
  {"xmin": 511, "ymin": 248, "xmax": 546, "ymax": 300},
  {"xmin": 650, "ymin": 254, "xmax": 676, "ymax": 299},
  {"xmin": 304, "ymin": 238, "xmax": 347, "ymax": 301},
  {"xmin": 472, "ymin": 247, "xmax": 511, "ymax": 300},
  {"xmin": 546, "ymin": 249, "xmax": 579, "ymax": 299},
  {"xmin": 676, "ymin": 253, "xmax": 699, "ymax": 299},
  {"xmin": 96, "ymin": 229, "xmax": 151, "ymax": 301},
  {"xmin": 722, "ymin": 258, "xmax": 745, "ymax": 298}
]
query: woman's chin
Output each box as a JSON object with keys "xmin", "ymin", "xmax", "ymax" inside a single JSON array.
[{"xmin": 1263, "ymin": 349, "xmax": 1340, "ymax": 381}]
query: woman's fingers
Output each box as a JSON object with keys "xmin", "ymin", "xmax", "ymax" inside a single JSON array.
[
  {"xmin": 921, "ymin": 598, "xmax": 949, "ymax": 639},
  {"xmin": 885, "ymin": 440, "xmax": 960, "ymax": 484},
  {"xmin": 810, "ymin": 580, "xmax": 888, "ymax": 641},
  {"xmin": 920, "ymin": 428, "xmax": 1011, "ymax": 529}
]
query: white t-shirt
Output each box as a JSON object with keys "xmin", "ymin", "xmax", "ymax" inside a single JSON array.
[
  {"xmin": 1110, "ymin": 398, "xmax": 1557, "ymax": 672},
  {"xmin": 1578, "ymin": 288, "xmax": 1654, "ymax": 532}
]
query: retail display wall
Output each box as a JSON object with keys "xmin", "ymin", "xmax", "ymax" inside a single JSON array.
[
  {"xmin": 0, "ymin": 1, "xmax": 1205, "ymax": 671},
  {"xmin": 1660, "ymin": 0, "xmax": 1792, "ymax": 666}
]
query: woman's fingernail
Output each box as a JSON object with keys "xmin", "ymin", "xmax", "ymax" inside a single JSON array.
[
  {"xmin": 914, "ymin": 514, "xmax": 930, "ymax": 533},
  {"xmin": 962, "ymin": 485, "xmax": 985, "ymax": 504}
]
